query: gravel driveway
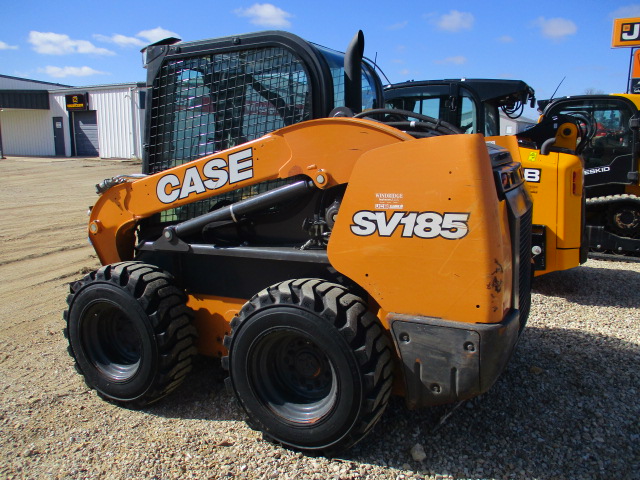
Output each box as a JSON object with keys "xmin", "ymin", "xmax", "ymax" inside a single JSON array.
[{"xmin": 0, "ymin": 157, "xmax": 638, "ymax": 480}]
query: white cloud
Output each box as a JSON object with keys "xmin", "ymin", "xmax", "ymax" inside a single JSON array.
[
  {"xmin": 94, "ymin": 33, "xmax": 146, "ymax": 48},
  {"xmin": 234, "ymin": 3, "xmax": 293, "ymax": 28},
  {"xmin": 435, "ymin": 56, "xmax": 467, "ymax": 65},
  {"xmin": 533, "ymin": 17, "xmax": 577, "ymax": 40},
  {"xmin": 387, "ymin": 21, "xmax": 408, "ymax": 31},
  {"xmin": 435, "ymin": 10, "xmax": 474, "ymax": 32},
  {"xmin": 498, "ymin": 35, "xmax": 514, "ymax": 43},
  {"xmin": 39, "ymin": 65, "xmax": 107, "ymax": 78},
  {"xmin": 29, "ymin": 31, "xmax": 115, "ymax": 55},
  {"xmin": 0, "ymin": 41, "xmax": 18, "ymax": 50},
  {"xmin": 136, "ymin": 27, "xmax": 181, "ymax": 44},
  {"xmin": 93, "ymin": 27, "xmax": 180, "ymax": 49},
  {"xmin": 610, "ymin": 5, "xmax": 640, "ymax": 18}
]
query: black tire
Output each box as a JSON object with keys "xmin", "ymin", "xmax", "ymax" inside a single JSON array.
[
  {"xmin": 222, "ymin": 279, "xmax": 393, "ymax": 453},
  {"xmin": 63, "ymin": 262, "xmax": 197, "ymax": 407}
]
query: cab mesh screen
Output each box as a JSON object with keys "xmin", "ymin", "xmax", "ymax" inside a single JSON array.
[{"xmin": 146, "ymin": 47, "xmax": 311, "ymax": 222}]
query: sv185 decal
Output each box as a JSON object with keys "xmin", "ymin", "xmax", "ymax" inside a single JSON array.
[
  {"xmin": 156, "ymin": 147, "xmax": 254, "ymax": 203},
  {"xmin": 351, "ymin": 211, "xmax": 470, "ymax": 239}
]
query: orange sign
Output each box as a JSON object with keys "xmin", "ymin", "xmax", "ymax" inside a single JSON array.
[
  {"xmin": 633, "ymin": 49, "xmax": 640, "ymax": 78},
  {"xmin": 612, "ymin": 17, "xmax": 640, "ymax": 48}
]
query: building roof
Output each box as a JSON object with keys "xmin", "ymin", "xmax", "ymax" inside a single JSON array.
[
  {"xmin": 0, "ymin": 74, "xmax": 145, "ymax": 93},
  {"xmin": 0, "ymin": 74, "xmax": 72, "ymax": 89},
  {"xmin": 48, "ymin": 81, "xmax": 146, "ymax": 93}
]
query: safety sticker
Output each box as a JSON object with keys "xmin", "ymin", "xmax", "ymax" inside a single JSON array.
[{"xmin": 374, "ymin": 192, "xmax": 404, "ymax": 210}]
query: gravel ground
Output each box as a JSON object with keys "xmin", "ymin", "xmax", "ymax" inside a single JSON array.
[{"xmin": 0, "ymin": 157, "xmax": 638, "ymax": 480}]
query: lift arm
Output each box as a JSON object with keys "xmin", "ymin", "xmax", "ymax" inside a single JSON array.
[{"xmin": 88, "ymin": 118, "xmax": 413, "ymax": 264}]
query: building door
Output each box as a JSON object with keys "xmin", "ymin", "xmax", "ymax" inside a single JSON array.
[
  {"xmin": 72, "ymin": 110, "xmax": 99, "ymax": 156},
  {"xmin": 52, "ymin": 117, "xmax": 65, "ymax": 156}
]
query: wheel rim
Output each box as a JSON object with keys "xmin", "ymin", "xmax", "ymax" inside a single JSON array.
[
  {"xmin": 249, "ymin": 329, "xmax": 337, "ymax": 425},
  {"xmin": 81, "ymin": 301, "xmax": 142, "ymax": 382},
  {"xmin": 611, "ymin": 206, "xmax": 640, "ymax": 236}
]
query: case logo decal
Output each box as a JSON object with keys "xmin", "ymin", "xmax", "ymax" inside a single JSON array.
[
  {"xmin": 156, "ymin": 148, "xmax": 254, "ymax": 203},
  {"xmin": 351, "ymin": 211, "xmax": 470, "ymax": 239}
]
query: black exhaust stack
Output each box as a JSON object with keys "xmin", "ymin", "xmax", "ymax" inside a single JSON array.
[{"xmin": 344, "ymin": 31, "xmax": 364, "ymax": 114}]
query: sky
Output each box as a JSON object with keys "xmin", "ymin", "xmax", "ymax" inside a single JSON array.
[{"xmin": 2, "ymin": 1, "xmax": 639, "ymax": 118}]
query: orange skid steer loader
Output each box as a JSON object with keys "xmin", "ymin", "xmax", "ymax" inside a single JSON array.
[
  {"xmin": 64, "ymin": 31, "xmax": 533, "ymax": 453},
  {"xmin": 384, "ymin": 79, "xmax": 588, "ymax": 276}
]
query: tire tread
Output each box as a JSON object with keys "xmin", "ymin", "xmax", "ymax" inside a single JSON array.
[
  {"xmin": 223, "ymin": 278, "xmax": 393, "ymax": 454},
  {"xmin": 64, "ymin": 261, "xmax": 197, "ymax": 408}
]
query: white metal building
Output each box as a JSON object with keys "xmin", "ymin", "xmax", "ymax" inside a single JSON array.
[
  {"xmin": 500, "ymin": 112, "xmax": 537, "ymax": 135},
  {"xmin": 0, "ymin": 74, "xmax": 146, "ymax": 159}
]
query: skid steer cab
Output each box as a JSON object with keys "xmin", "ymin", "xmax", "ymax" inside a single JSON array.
[
  {"xmin": 538, "ymin": 94, "xmax": 640, "ymax": 256},
  {"xmin": 385, "ymin": 79, "xmax": 588, "ymax": 275},
  {"xmin": 63, "ymin": 31, "xmax": 533, "ymax": 454}
]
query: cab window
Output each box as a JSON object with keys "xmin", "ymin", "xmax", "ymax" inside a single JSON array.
[
  {"xmin": 483, "ymin": 101, "xmax": 499, "ymax": 137},
  {"xmin": 385, "ymin": 86, "xmax": 480, "ymax": 133},
  {"xmin": 459, "ymin": 95, "xmax": 478, "ymax": 133},
  {"xmin": 315, "ymin": 45, "xmax": 379, "ymax": 111},
  {"xmin": 547, "ymin": 99, "xmax": 633, "ymax": 169}
]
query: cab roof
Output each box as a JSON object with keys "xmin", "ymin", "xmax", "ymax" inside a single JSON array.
[{"xmin": 386, "ymin": 78, "xmax": 534, "ymax": 104}]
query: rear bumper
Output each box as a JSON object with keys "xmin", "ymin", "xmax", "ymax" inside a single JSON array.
[{"xmin": 389, "ymin": 310, "xmax": 521, "ymax": 409}]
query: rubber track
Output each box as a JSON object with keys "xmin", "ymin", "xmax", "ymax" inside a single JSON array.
[
  {"xmin": 223, "ymin": 278, "xmax": 393, "ymax": 454},
  {"xmin": 586, "ymin": 193, "xmax": 640, "ymax": 208},
  {"xmin": 587, "ymin": 193, "xmax": 640, "ymax": 241},
  {"xmin": 63, "ymin": 261, "xmax": 197, "ymax": 408}
]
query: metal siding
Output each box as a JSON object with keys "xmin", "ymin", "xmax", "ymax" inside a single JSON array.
[
  {"xmin": 499, "ymin": 113, "xmax": 537, "ymax": 136},
  {"xmin": 2, "ymin": 86, "xmax": 144, "ymax": 159},
  {"xmin": 0, "ymin": 80, "xmax": 145, "ymax": 158},
  {"xmin": 1, "ymin": 110, "xmax": 54, "ymax": 155},
  {"xmin": 500, "ymin": 117, "xmax": 517, "ymax": 136},
  {"xmin": 51, "ymin": 88, "xmax": 138, "ymax": 159},
  {"xmin": 91, "ymin": 88, "xmax": 135, "ymax": 159},
  {"xmin": 133, "ymin": 89, "xmax": 146, "ymax": 160}
]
